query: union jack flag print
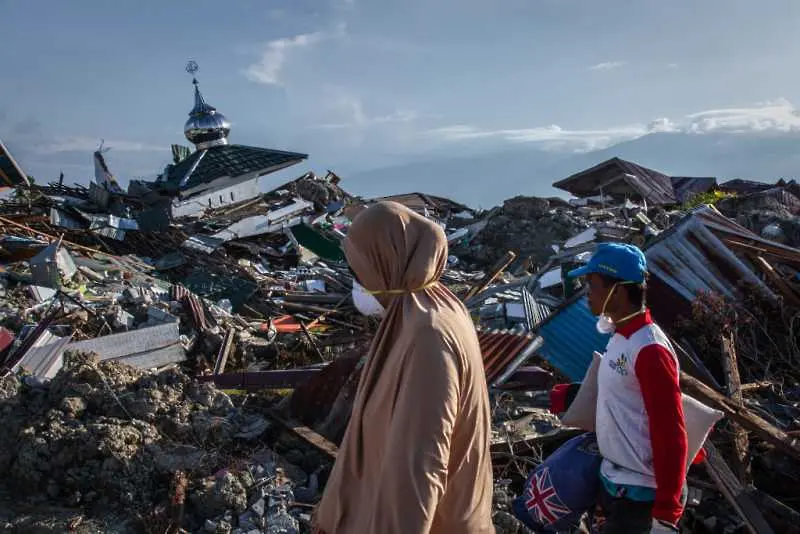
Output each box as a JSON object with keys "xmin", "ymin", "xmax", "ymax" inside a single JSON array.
[{"xmin": 524, "ymin": 466, "xmax": 571, "ymax": 525}]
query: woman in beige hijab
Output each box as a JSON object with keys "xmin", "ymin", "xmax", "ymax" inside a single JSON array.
[{"xmin": 312, "ymin": 201, "xmax": 495, "ymax": 534}]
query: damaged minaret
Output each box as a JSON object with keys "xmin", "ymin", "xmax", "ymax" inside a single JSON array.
[{"xmin": 146, "ymin": 61, "xmax": 308, "ymax": 219}]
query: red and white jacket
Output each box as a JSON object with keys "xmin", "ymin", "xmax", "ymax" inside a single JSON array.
[{"xmin": 596, "ymin": 310, "xmax": 688, "ymax": 525}]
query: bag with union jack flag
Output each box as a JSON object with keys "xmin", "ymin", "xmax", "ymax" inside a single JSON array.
[{"xmin": 512, "ymin": 432, "xmax": 602, "ymax": 532}]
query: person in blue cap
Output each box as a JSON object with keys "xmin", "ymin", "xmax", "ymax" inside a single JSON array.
[{"xmin": 552, "ymin": 243, "xmax": 689, "ymax": 533}]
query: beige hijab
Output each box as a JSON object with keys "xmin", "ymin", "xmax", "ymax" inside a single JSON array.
[{"xmin": 313, "ymin": 201, "xmax": 495, "ymax": 534}]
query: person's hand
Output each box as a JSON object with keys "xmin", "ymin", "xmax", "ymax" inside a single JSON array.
[{"xmin": 651, "ymin": 518, "xmax": 679, "ymax": 533}]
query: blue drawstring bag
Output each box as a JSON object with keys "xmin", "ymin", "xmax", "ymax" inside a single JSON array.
[{"xmin": 512, "ymin": 432, "xmax": 603, "ymax": 531}]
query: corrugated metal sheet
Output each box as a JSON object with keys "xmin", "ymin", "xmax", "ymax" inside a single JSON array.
[
  {"xmin": 91, "ymin": 227, "xmax": 127, "ymax": 241},
  {"xmin": 535, "ymin": 296, "xmax": 610, "ymax": 381},
  {"xmin": 554, "ymin": 157, "xmax": 677, "ymax": 205},
  {"xmin": 738, "ymin": 187, "xmax": 800, "ymax": 215},
  {"xmin": 66, "ymin": 323, "xmax": 185, "ymax": 369},
  {"xmin": 11, "ymin": 330, "xmax": 74, "ymax": 380},
  {"xmin": 171, "ymin": 285, "xmax": 217, "ymax": 330},
  {"xmin": 49, "ymin": 207, "xmax": 86, "ymax": 230},
  {"xmin": 182, "ymin": 234, "xmax": 225, "ymax": 254},
  {"xmin": 521, "ymin": 287, "xmax": 552, "ymax": 330},
  {"xmin": 478, "ymin": 329, "xmax": 541, "ymax": 384},
  {"xmin": 645, "ymin": 207, "xmax": 781, "ymax": 303}
]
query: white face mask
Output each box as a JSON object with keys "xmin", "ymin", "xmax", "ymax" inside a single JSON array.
[
  {"xmin": 352, "ymin": 280, "xmax": 385, "ymax": 317},
  {"xmin": 596, "ymin": 314, "xmax": 616, "ymax": 334},
  {"xmin": 595, "ymin": 282, "xmax": 644, "ymax": 334},
  {"xmin": 595, "ymin": 283, "xmax": 619, "ymax": 334}
]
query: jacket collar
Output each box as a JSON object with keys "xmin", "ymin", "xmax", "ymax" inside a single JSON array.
[{"xmin": 615, "ymin": 309, "xmax": 653, "ymax": 339}]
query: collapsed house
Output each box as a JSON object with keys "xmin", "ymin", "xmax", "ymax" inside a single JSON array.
[{"xmin": 1, "ymin": 101, "xmax": 800, "ymax": 534}]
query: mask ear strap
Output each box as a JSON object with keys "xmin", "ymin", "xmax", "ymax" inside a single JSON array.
[
  {"xmin": 613, "ymin": 281, "xmax": 646, "ymax": 323},
  {"xmin": 600, "ymin": 283, "xmax": 618, "ymax": 316}
]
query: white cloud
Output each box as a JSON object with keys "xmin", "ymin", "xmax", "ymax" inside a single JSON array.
[
  {"xmin": 427, "ymin": 99, "xmax": 800, "ymax": 152},
  {"xmin": 667, "ymin": 63, "xmax": 679, "ymax": 69},
  {"xmin": 33, "ymin": 136, "xmax": 164, "ymax": 154},
  {"xmin": 427, "ymin": 123, "xmax": 646, "ymax": 152},
  {"xmin": 588, "ymin": 61, "xmax": 627, "ymax": 71},
  {"xmin": 244, "ymin": 25, "xmax": 346, "ymax": 86},
  {"xmin": 682, "ymin": 98, "xmax": 800, "ymax": 133},
  {"xmin": 311, "ymin": 94, "xmax": 418, "ymax": 130}
]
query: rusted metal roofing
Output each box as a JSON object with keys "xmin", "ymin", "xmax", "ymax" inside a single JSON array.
[
  {"xmin": 478, "ymin": 328, "xmax": 543, "ymax": 385},
  {"xmin": 554, "ymin": 157, "xmax": 677, "ymax": 205},
  {"xmin": 171, "ymin": 284, "xmax": 217, "ymax": 331},
  {"xmin": 644, "ymin": 206, "xmax": 799, "ymax": 304},
  {"xmin": 736, "ymin": 187, "xmax": 800, "ymax": 215}
]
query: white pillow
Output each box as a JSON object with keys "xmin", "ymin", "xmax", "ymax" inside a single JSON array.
[{"xmin": 560, "ymin": 351, "xmax": 724, "ymax": 467}]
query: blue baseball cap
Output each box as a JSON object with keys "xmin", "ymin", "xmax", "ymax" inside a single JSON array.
[{"xmin": 568, "ymin": 243, "xmax": 647, "ymax": 283}]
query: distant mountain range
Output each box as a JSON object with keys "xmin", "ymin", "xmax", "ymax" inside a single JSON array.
[{"xmin": 344, "ymin": 131, "xmax": 800, "ymax": 209}]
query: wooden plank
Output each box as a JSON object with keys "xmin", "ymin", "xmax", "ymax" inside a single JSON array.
[
  {"xmin": 721, "ymin": 332, "xmax": 751, "ymax": 483},
  {"xmin": 704, "ymin": 442, "xmax": 774, "ymax": 534},
  {"xmin": 679, "ymin": 371, "xmax": 800, "ymax": 462},
  {"xmin": 213, "ymin": 327, "xmax": 236, "ymax": 375},
  {"xmin": 464, "ymin": 250, "xmax": 517, "ymax": 301},
  {"xmin": 267, "ymin": 410, "xmax": 338, "ymax": 460},
  {"xmin": 753, "ymin": 256, "xmax": 800, "ymax": 307}
]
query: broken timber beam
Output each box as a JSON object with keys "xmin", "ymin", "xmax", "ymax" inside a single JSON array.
[
  {"xmin": 266, "ymin": 410, "xmax": 338, "ymax": 461},
  {"xmin": 752, "ymin": 255, "xmax": 800, "ymax": 307},
  {"xmin": 704, "ymin": 442, "xmax": 774, "ymax": 534},
  {"xmin": 213, "ymin": 327, "xmax": 236, "ymax": 375},
  {"xmin": 0, "ymin": 215, "xmax": 115, "ymax": 257},
  {"xmin": 721, "ymin": 332, "xmax": 751, "ymax": 484},
  {"xmin": 464, "ymin": 250, "xmax": 517, "ymax": 301},
  {"xmin": 680, "ymin": 371, "xmax": 800, "ymax": 462}
]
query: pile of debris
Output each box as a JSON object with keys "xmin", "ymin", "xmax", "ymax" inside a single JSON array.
[
  {"xmin": 2, "ymin": 147, "xmax": 800, "ymax": 533},
  {"xmin": 0, "ymin": 351, "xmax": 325, "ymax": 533}
]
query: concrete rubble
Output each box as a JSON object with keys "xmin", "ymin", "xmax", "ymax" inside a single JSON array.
[{"xmin": 0, "ymin": 153, "xmax": 799, "ymax": 532}]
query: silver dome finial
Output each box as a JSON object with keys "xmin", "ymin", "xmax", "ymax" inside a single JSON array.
[{"xmin": 183, "ymin": 60, "xmax": 230, "ymax": 150}]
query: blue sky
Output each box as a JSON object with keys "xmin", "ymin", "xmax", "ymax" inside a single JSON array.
[{"xmin": 3, "ymin": 0, "xmax": 800, "ymax": 189}]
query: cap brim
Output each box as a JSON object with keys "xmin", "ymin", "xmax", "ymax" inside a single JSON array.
[{"xmin": 567, "ymin": 266, "xmax": 591, "ymax": 279}]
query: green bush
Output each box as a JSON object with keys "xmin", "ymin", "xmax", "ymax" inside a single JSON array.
[{"xmin": 682, "ymin": 189, "xmax": 736, "ymax": 210}]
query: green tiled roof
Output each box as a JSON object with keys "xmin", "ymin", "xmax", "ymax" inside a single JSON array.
[{"xmin": 165, "ymin": 144, "xmax": 307, "ymax": 192}]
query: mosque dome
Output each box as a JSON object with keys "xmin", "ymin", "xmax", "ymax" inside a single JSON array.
[{"xmin": 183, "ymin": 62, "xmax": 231, "ymax": 149}]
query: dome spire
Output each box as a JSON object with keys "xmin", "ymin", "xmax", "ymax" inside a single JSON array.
[{"xmin": 183, "ymin": 60, "xmax": 231, "ymax": 150}]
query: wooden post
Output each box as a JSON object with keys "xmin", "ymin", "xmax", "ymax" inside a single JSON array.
[{"xmin": 721, "ymin": 332, "xmax": 751, "ymax": 483}]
